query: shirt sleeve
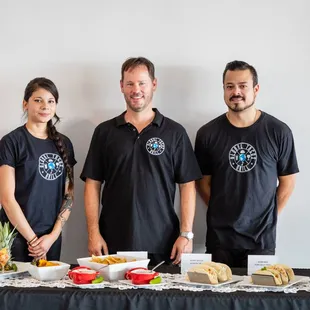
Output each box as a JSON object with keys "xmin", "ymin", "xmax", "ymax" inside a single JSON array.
[
  {"xmin": 277, "ymin": 128, "xmax": 299, "ymax": 176},
  {"xmin": 0, "ymin": 135, "xmax": 17, "ymax": 168},
  {"xmin": 173, "ymin": 128, "xmax": 202, "ymax": 184},
  {"xmin": 80, "ymin": 126, "xmax": 105, "ymax": 182},
  {"xmin": 194, "ymin": 128, "xmax": 213, "ymax": 176}
]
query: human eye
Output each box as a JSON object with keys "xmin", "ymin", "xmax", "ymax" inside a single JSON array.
[
  {"xmin": 139, "ymin": 82, "xmax": 146, "ymax": 86},
  {"xmin": 126, "ymin": 82, "xmax": 133, "ymax": 87},
  {"xmin": 226, "ymin": 85, "xmax": 233, "ymax": 90},
  {"xmin": 48, "ymin": 100, "xmax": 55, "ymax": 104},
  {"xmin": 34, "ymin": 98, "xmax": 41, "ymax": 103}
]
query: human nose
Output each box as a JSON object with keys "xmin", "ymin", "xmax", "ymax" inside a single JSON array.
[
  {"xmin": 232, "ymin": 86, "xmax": 241, "ymax": 95},
  {"xmin": 132, "ymin": 83, "xmax": 141, "ymax": 93},
  {"xmin": 40, "ymin": 101, "xmax": 49, "ymax": 110}
]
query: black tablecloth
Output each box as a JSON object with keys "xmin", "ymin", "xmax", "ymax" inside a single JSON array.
[{"xmin": 1, "ymin": 266, "xmax": 310, "ymax": 310}]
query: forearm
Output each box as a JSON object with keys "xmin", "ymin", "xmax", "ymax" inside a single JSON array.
[
  {"xmin": 50, "ymin": 193, "xmax": 73, "ymax": 241},
  {"xmin": 179, "ymin": 181, "xmax": 196, "ymax": 231},
  {"xmin": 196, "ymin": 176, "xmax": 211, "ymax": 207},
  {"xmin": 0, "ymin": 199, "xmax": 36, "ymax": 242},
  {"xmin": 197, "ymin": 185, "xmax": 210, "ymax": 206},
  {"xmin": 276, "ymin": 174, "xmax": 296, "ymax": 214},
  {"xmin": 84, "ymin": 179, "xmax": 101, "ymax": 235},
  {"xmin": 277, "ymin": 183, "xmax": 295, "ymax": 214}
]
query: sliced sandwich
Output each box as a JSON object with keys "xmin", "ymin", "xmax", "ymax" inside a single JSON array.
[
  {"xmin": 187, "ymin": 265, "xmax": 219, "ymax": 284},
  {"xmin": 252, "ymin": 268, "xmax": 283, "ymax": 286},
  {"xmin": 275, "ymin": 264, "xmax": 295, "ymax": 282},
  {"xmin": 201, "ymin": 262, "xmax": 232, "ymax": 282},
  {"xmin": 267, "ymin": 265, "xmax": 289, "ymax": 285}
]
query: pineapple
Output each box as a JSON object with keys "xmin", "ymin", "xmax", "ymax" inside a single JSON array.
[{"xmin": 0, "ymin": 222, "xmax": 17, "ymax": 272}]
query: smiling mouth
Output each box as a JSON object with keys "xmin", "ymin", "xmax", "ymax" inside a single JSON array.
[{"xmin": 230, "ymin": 97, "xmax": 244, "ymax": 102}]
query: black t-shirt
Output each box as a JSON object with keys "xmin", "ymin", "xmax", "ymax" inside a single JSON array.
[
  {"xmin": 80, "ymin": 108, "xmax": 202, "ymax": 254},
  {"xmin": 0, "ymin": 125, "xmax": 76, "ymax": 235},
  {"xmin": 195, "ymin": 111, "xmax": 299, "ymax": 250}
]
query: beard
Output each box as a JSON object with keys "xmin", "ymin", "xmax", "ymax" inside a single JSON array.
[
  {"xmin": 227, "ymin": 99, "xmax": 255, "ymax": 112},
  {"xmin": 124, "ymin": 92, "xmax": 153, "ymax": 112}
]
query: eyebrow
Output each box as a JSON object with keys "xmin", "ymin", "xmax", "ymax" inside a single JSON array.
[
  {"xmin": 34, "ymin": 96, "xmax": 55, "ymax": 100},
  {"xmin": 126, "ymin": 80, "xmax": 148, "ymax": 83},
  {"xmin": 226, "ymin": 82, "xmax": 248, "ymax": 85}
]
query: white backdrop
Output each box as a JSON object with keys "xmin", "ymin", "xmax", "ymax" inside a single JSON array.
[{"xmin": 0, "ymin": 0, "xmax": 309, "ymax": 267}]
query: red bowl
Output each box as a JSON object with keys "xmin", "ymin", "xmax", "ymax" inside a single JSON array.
[
  {"xmin": 129, "ymin": 269, "xmax": 159, "ymax": 285},
  {"xmin": 125, "ymin": 267, "xmax": 148, "ymax": 280},
  {"xmin": 68, "ymin": 266, "xmax": 99, "ymax": 284}
]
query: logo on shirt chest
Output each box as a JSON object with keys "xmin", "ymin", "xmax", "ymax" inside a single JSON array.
[
  {"xmin": 146, "ymin": 137, "xmax": 165, "ymax": 156},
  {"xmin": 38, "ymin": 153, "xmax": 64, "ymax": 181},
  {"xmin": 229, "ymin": 142, "xmax": 257, "ymax": 173}
]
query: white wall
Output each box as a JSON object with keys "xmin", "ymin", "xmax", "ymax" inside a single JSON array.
[{"xmin": 0, "ymin": 0, "xmax": 309, "ymax": 267}]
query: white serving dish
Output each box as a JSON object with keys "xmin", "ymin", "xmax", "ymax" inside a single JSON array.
[
  {"xmin": 172, "ymin": 275, "xmax": 243, "ymax": 287},
  {"xmin": 77, "ymin": 255, "xmax": 150, "ymax": 282},
  {"xmin": 28, "ymin": 261, "xmax": 70, "ymax": 281},
  {"xmin": 236, "ymin": 275, "xmax": 309, "ymax": 290},
  {"xmin": 0, "ymin": 261, "xmax": 30, "ymax": 280}
]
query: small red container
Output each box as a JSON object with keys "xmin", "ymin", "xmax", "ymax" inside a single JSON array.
[
  {"xmin": 125, "ymin": 268, "xmax": 159, "ymax": 285},
  {"xmin": 68, "ymin": 266, "xmax": 99, "ymax": 284}
]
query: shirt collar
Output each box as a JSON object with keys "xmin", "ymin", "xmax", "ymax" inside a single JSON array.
[{"xmin": 115, "ymin": 108, "xmax": 164, "ymax": 127}]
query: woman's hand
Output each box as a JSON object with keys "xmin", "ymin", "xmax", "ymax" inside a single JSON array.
[{"xmin": 28, "ymin": 234, "xmax": 57, "ymax": 259}]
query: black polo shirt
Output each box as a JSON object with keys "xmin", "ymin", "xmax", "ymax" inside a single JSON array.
[{"xmin": 81, "ymin": 108, "xmax": 202, "ymax": 254}]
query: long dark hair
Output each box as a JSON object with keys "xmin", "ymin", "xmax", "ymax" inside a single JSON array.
[{"xmin": 24, "ymin": 77, "xmax": 73, "ymax": 193}]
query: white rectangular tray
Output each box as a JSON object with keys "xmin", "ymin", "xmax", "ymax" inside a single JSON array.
[
  {"xmin": 172, "ymin": 275, "xmax": 243, "ymax": 287},
  {"xmin": 236, "ymin": 275, "xmax": 308, "ymax": 289},
  {"xmin": 0, "ymin": 262, "xmax": 30, "ymax": 280},
  {"xmin": 118, "ymin": 279, "xmax": 167, "ymax": 289}
]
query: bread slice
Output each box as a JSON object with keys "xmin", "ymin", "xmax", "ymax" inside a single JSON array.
[
  {"xmin": 188, "ymin": 265, "xmax": 219, "ymax": 284},
  {"xmin": 252, "ymin": 269, "xmax": 282, "ymax": 285},
  {"xmin": 200, "ymin": 262, "xmax": 228, "ymax": 282},
  {"xmin": 275, "ymin": 264, "xmax": 295, "ymax": 282},
  {"xmin": 267, "ymin": 265, "xmax": 289, "ymax": 285}
]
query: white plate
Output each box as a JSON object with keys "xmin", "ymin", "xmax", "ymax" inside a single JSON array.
[
  {"xmin": 118, "ymin": 279, "xmax": 166, "ymax": 288},
  {"xmin": 77, "ymin": 255, "xmax": 150, "ymax": 282},
  {"xmin": 0, "ymin": 262, "xmax": 30, "ymax": 279},
  {"xmin": 236, "ymin": 275, "xmax": 308, "ymax": 289},
  {"xmin": 172, "ymin": 275, "xmax": 243, "ymax": 287},
  {"xmin": 65, "ymin": 279, "xmax": 111, "ymax": 289}
]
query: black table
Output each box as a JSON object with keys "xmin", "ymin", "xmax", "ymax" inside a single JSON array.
[{"xmin": 1, "ymin": 266, "xmax": 310, "ymax": 310}]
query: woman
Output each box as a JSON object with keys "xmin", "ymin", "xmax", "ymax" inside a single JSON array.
[{"xmin": 0, "ymin": 77, "xmax": 76, "ymax": 262}]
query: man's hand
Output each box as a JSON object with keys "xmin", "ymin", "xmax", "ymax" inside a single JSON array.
[
  {"xmin": 88, "ymin": 232, "xmax": 109, "ymax": 256},
  {"xmin": 170, "ymin": 236, "xmax": 193, "ymax": 264},
  {"xmin": 28, "ymin": 234, "xmax": 56, "ymax": 259}
]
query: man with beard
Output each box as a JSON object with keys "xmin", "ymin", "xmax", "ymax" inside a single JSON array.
[
  {"xmin": 194, "ymin": 60, "xmax": 299, "ymax": 267},
  {"xmin": 81, "ymin": 57, "xmax": 202, "ymax": 265}
]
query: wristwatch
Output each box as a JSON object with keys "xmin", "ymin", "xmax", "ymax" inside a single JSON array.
[{"xmin": 180, "ymin": 231, "xmax": 194, "ymax": 240}]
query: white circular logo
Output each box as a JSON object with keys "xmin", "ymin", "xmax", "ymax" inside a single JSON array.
[
  {"xmin": 229, "ymin": 142, "xmax": 257, "ymax": 173},
  {"xmin": 38, "ymin": 153, "xmax": 64, "ymax": 181},
  {"xmin": 146, "ymin": 137, "xmax": 165, "ymax": 156}
]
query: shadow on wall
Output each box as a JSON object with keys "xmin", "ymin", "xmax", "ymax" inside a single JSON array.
[
  {"xmin": 156, "ymin": 65, "xmax": 224, "ymax": 253},
  {"xmin": 44, "ymin": 62, "xmax": 125, "ymax": 263},
  {"xmin": 2, "ymin": 63, "xmax": 225, "ymax": 261}
]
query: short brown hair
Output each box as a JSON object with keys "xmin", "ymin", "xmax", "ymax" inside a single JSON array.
[
  {"xmin": 223, "ymin": 60, "xmax": 258, "ymax": 86},
  {"xmin": 121, "ymin": 57, "xmax": 155, "ymax": 81}
]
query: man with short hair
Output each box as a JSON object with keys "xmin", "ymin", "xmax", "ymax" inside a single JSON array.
[
  {"xmin": 81, "ymin": 57, "xmax": 202, "ymax": 265},
  {"xmin": 195, "ymin": 60, "xmax": 299, "ymax": 267}
]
